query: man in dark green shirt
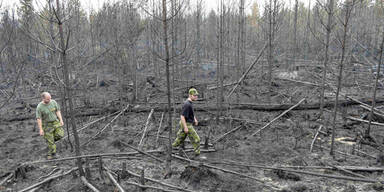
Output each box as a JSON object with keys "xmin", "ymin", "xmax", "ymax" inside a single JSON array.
[{"xmin": 36, "ymin": 92, "xmax": 64, "ymax": 159}]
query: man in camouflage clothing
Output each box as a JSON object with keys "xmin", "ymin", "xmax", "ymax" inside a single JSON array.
[
  {"xmin": 36, "ymin": 92, "xmax": 64, "ymax": 159},
  {"xmin": 172, "ymin": 88, "xmax": 205, "ymax": 159}
]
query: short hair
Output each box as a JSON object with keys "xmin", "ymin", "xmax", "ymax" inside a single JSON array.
[{"xmin": 41, "ymin": 92, "xmax": 50, "ymax": 99}]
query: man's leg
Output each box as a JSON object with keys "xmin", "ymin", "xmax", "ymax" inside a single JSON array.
[
  {"xmin": 43, "ymin": 126, "xmax": 56, "ymax": 159},
  {"xmin": 187, "ymin": 125, "xmax": 200, "ymax": 155},
  {"xmin": 172, "ymin": 122, "xmax": 187, "ymax": 147},
  {"xmin": 53, "ymin": 121, "xmax": 64, "ymax": 142}
]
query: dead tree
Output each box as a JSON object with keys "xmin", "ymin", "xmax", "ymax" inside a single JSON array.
[
  {"xmin": 194, "ymin": 0, "xmax": 203, "ymax": 81},
  {"xmin": 366, "ymin": 28, "xmax": 384, "ymax": 136},
  {"xmin": 330, "ymin": 0, "xmax": 356, "ymax": 156},
  {"xmin": 291, "ymin": 0, "xmax": 298, "ymax": 71},
  {"xmin": 265, "ymin": 0, "xmax": 281, "ymax": 100},
  {"xmin": 217, "ymin": 0, "xmax": 224, "ymax": 117},
  {"xmin": 162, "ymin": 0, "xmax": 173, "ymax": 176},
  {"xmin": 319, "ymin": 0, "xmax": 335, "ymax": 121},
  {"xmin": 55, "ymin": 0, "xmax": 84, "ymax": 176},
  {"xmin": 236, "ymin": 0, "xmax": 246, "ymax": 103}
]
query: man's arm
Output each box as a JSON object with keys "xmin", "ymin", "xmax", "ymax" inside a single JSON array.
[
  {"xmin": 37, "ymin": 118, "xmax": 44, "ymax": 136},
  {"xmin": 56, "ymin": 110, "xmax": 64, "ymax": 126},
  {"xmin": 181, "ymin": 115, "xmax": 188, "ymax": 133},
  {"xmin": 194, "ymin": 116, "xmax": 198, "ymax": 126}
]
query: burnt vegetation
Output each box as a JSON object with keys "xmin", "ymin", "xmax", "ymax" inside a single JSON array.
[{"xmin": 0, "ymin": 0, "xmax": 384, "ymax": 191}]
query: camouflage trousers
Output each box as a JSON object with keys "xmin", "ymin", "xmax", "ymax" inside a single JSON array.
[
  {"xmin": 172, "ymin": 121, "xmax": 200, "ymax": 155},
  {"xmin": 43, "ymin": 121, "xmax": 64, "ymax": 156}
]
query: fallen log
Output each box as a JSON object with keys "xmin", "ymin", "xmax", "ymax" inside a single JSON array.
[
  {"xmin": 359, "ymin": 104, "xmax": 384, "ymax": 119},
  {"xmin": 23, "ymin": 150, "xmax": 164, "ymax": 165},
  {"xmin": 139, "ymin": 109, "xmax": 154, "ymax": 148},
  {"xmin": 321, "ymin": 161, "xmax": 368, "ymax": 179},
  {"xmin": 18, "ymin": 168, "xmax": 77, "ymax": 192},
  {"xmin": 275, "ymin": 165, "xmax": 384, "ymax": 172},
  {"xmin": 250, "ymin": 98, "xmax": 306, "ymax": 137},
  {"xmin": 206, "ymin": 160, "xmax": 379, "ymax": 183},
  {"xmin": 181, "ymin": 148, "xmax": 216, "ymax": 153},
  {"xmin": 0, "ymin": 173, "xmax": 13, "ymax": 186},
  {"xmin": 28, "ymin": 186, "xmax": 40, "ymax": 192},
  {"xmin": 207, "ymin": 82, "xmax": 238, "ymax": 90},
  {"xmin": 119, "ymin": 140, "xmax": 165, "ymax": 163},
  {"xmin": 314, "ymin": 145, "xmax": 376, "ymax": 159},
  {"xmin": 213, "ymin": 125, "xmax": 243, "ymax": 143},
  {"xmin": 121, "ymin": 166, "xmax": 197, "ymax": 192},
  {"xmin": 6, "ymin": 96, "xmax": 384, "ymax": 122},
  {"xmin": 81, "ymin": 104, "xmax": 130, "ymax": 146},
  {"xmin": 173, "ymin": 154, "xmax": 281, "ymax": 191},
  {"xmin": 156, "ymin": 112, "xmax": 164, "ymax": 147},
  {"xmin": 105, "ymin": 170, "xmax": 125, "ymax": 192},
  {"xmin": 125, "ymin": 181, "xmax": 179, "ymax": 192},
  {"xmin": 310, "ymin": 125, "xmax": 323, "ymax": 153},
  {"xmin": 347, "ymin": 116, "xmax": 384, "ymax": 127},
  {"xmin": 81, "ymin": 176, "xmax": 101, "ymax": 192}
]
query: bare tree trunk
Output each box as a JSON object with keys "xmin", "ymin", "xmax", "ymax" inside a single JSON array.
[
  {"xmin": 170, "ymin": 0, "xmax": 177, "ymax": 135},
  {"xmin": 217, "ymin": 0, "xmax": 224, "ymax": 116},
  {"xmin": 55, "ymin": 0, "xmax": 84, "ymax": 176},
  {"xmin": 151, "ymin": 0, "xmax": 159, "ymax": 78},
  {"xmin": 236, "ymin": 0, "xmax": 245, "ymax": 104},
  {"xmin": 292, "ymin": 0, "xmax": 298, "ymax": 71},
  {"xmin": 162, "ymin": 0, "xmax": 172, "ymax": 176},
  {"xmin": 330, "ymin": 1, "xmax": 354, "ymax": 156},
  {"xmin": 366, "ymin": 29, "xmax": 384, "ymax": 136},
  {"xmin": 267, "ymin": 0, "xmax": 273, "ymax": 102},
  {"xmin": 304, "ymin": 0, "xmax": 311, "ymax": 60},
  {"xmin": 195, "ymin": 0, "xmax": 202, "ymax": 82},
  {"xmin": 320, "ymin": 0, "xmax": 334, "ymax": 122}
]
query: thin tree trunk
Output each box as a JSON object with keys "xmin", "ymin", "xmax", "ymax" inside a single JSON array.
[
  {"xmin": 236, "ymin": 0, "xmax": 245, "ymax": 104},
  {"xmin": 217, "ymin": 0, "xmax": 224, "ymax": 117},
  {"xmin": 292, "ymin": 0, "xmax": 298, "ymax": 71},
  {"xmin": 162, "ymin": 0, "xmax": 172, "ymax": 176},
  {"xmin": 304, "ymin": 0, "xmax": 311, "ymax": 60},
  {"xmin": 320, "ymin": 0, "xmax": 334, "ymax": 123},
  {"xmin": 330, "ymin": 1, "xmax": 354, "ymax": 156},
  {"xmin": 55, "ymin": 0, "xmax": 84, "ymax": 176},
  {"xmin": 366, "ymin": 29, "xmax": 384, "ymax": 136},
  {"xmin": 267, "ymin": 0, "xmax": 273, "ymax": 102},
  {"xmin": 195, "ymin": 0, "xmax": 202, "ymax": 82}
]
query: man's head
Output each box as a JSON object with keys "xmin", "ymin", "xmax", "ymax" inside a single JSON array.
[
  {"xmin": 188, "ymin": 88, "xmax": 198, "ymax": 101},
  {"xmin": 41, "ymin": 92, "xmax": 51, "ymax": 104}
]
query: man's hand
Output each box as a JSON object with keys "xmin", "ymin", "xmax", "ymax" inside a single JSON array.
[
  {"xmin": 60, "ymin": 121, "xmax": 64, "ymax": 126},
  {"xmin": 184, "ymin": 127, "xmax": 189, "ymax": 134},
  {"xmin": 194, "ymin": 120, "xmax": 198, "ymax": 126},
  {"xmin": 39, "ymin": 129, "xmax": 44, "ymax": 136}
]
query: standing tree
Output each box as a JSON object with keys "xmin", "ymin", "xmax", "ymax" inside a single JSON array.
[
  {"xmin": 366, "ymin": 28, "xmax": 384, "ymax": 137},
  {"xmin": 55, "ymin": 0, "xmax": 84, "ymax": 176},
  {"xmin": 319, "ymin": 0, "xmax": 335, "ymax": 122},
  {"xmin": 291, "ymin": 0, "xmax": 298, "ymax": 70},
  {"xmin": 162, "ymin": 0, "xmax": 173, "ymax": 177},
  {"xmin": 330, "ymin": 0, "xmax": 356, "ymax": 156},
  {"xmin": 265, "ymin": 0, "xmax": 282, "ymax": 101}
]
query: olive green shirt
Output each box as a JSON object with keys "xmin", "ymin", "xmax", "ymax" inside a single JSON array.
[{"xmin": 36, "ymin": 100, "xmax": 60, "ymax": 123}]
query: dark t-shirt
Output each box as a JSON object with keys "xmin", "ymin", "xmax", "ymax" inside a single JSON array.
[{"xmin": 181, "ymin": 99, "xmax": 195, "ymax": 123}]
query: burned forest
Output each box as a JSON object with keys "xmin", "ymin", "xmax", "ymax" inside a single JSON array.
[{"xmin": 1, "ymin": 0, "xmax": 384, "ymax": 191}]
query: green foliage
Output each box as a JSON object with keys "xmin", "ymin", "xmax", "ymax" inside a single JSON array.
[{"xmin": 18, "ymin": 0, "xmax": 34, "ymax": 29}]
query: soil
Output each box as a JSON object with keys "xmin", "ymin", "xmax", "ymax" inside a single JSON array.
[{"xmin": 1, "ymin": 63, "xmax": 384, "ymax": 192}]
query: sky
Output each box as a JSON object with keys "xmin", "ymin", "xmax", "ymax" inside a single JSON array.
[{"xmin": 0, "ymin": 0, "xmax": 312, "ymax": 15}]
